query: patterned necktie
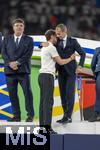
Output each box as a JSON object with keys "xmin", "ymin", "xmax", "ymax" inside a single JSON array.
[{"xmin": 15, "ymin": 37, "xmax": 19, "ymax": 48}]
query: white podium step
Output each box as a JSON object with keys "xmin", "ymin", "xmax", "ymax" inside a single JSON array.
[
  {"xmin": 0, "ymin": 120, "xmax": 100, "ymax": 135},
  {"xmin": 52, "ymin": 121, "xmax": 100, "ymax": 134}
]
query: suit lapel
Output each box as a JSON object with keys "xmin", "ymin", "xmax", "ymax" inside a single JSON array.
[
  {"xmin": 65, "ymin": 37, "xmax": 71, "ymax": 48},
  {"xmin": 11, "ymin": 35, "xmax": 16, "ymax": 51},
  {"xmin": 58, "ymin": 37, "xmax": 71, "ymax": 49},
  {"xmin": 17, "ymin": 34, "xmax": 25, "ymax": 49}
]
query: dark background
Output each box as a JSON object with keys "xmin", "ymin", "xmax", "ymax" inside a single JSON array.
[{"xmin": 0, "ymin": 0, "xmax": 100, "ymax": 40}]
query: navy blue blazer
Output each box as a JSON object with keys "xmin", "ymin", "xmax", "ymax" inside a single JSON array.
[
  {"xmin": 1, "ymin": 34, "xmax": 34, "ymax": 75},
  {"xmin": 91, "ymin": 47, "xmax": 100, "ymax": 76},
  {"xmin": 56, "ymin": 37, "xmax": 86, "ymax": 76}
]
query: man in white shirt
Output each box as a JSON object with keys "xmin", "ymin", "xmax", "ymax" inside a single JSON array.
[{"xmin": 38, "ymin": 29, "xmax": 75, "ymax": 134}]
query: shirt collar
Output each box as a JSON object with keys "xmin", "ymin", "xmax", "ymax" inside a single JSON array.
[
  {"xmin": 14, "ymin": 34, "xmax": 22, "ymax": 41},
  {"xmin": 63, "ymin": 35, "xmax": 67, "ymax": 41}
]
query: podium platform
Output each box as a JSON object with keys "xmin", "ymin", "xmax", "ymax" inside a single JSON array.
[
  {"xmin": 0, "ymin": 120, "xmax": 100, "ymax": 134},
  {"xmin": 0, "ymin": 121, "xmax": 100, "ymax": 150}
]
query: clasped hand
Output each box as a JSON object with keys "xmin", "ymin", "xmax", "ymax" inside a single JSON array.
[{"xmin": 9, "ymin": 61, "xmax": 18, "ymax": 70}]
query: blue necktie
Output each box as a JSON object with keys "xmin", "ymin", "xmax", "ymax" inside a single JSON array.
[
  {"xmin": 60, "ymin": 40, "xmax": 64, "ymax": 49},
  {"xmin": 15, "ymin": 37, "xmax": 19, "ymax": 48}
]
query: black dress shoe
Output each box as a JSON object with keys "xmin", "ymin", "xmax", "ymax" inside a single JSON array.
[
  {"xmin": 89, "ymin": 112, "xmax": 100, "ymax": 122},
  {"xmin": 57, "ymin": 117, "xmax": 72, "ymax": 124},
  {"xmin": 48, "ymin": 128, "xmax": 57, "ymax": 134},
  {"xmin": 56, "ymin": 116, "xmax": 67, "ymax": 123},
  {"xmin": 8, "ymin": 117, "xmax": 21, "ymax": 122},
  {"xmin": 57, "ymin": 116, "xmax": 72, "ymax": 124},
  {"xmin": 26, "ymin": 116, "xmax": 33, "ymax": 122}
]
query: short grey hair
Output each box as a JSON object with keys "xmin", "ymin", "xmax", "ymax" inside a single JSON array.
[{"xmin": 56, "ymin": 23, "xmax": 67, "ymax": 32}]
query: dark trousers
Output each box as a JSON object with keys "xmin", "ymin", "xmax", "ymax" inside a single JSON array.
[
  {"xmin": 58, "ymin": 71, "xmax": 76, "ymax": 118},
  {"xmin": 38, "ymin": 73, "xmax": 54, "ymax": 127},
  {"xmin": 95, "ymin": 72, "xmax": 100, "ymax": 112},
  {"xmin": 6, "ymin": 73, "xmax": 34, "ymax": 118}
]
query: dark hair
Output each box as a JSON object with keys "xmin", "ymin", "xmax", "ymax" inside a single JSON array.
[
  {"xmin": 45, "ymin": 29, "xmax": 56, "ymax": 41},
  {"xmin": 11, "ymin": 18, "xmax": 25, "ymax": 26},
  {"xmin": 56, "ymin": 23, "xmax": 67, "ymax": 32}
]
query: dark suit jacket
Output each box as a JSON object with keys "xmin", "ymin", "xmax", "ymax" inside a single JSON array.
[
  {"xmin": 1, "ymin": 34, "xmax": 33, "ymax": 75},
  {"xmin": 56, "ymin": 37, "xmax": 86, "ymax": 76},
  {"xmin": 0, "ymin": 32, "xmax": 2, "ymax": 53},
  {"xmin": 91, "ymin": 47, "xmax": 100, "ymax": 76}
]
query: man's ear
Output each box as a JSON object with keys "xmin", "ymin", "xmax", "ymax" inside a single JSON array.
[{"xmin": 51, "ymin": 35, "xmax": 53, "ymax": 39}]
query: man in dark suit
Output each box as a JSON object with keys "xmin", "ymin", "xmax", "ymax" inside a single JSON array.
[
  {"xmin": 1, "ymin": 18, "xmax": 34, "ymax": 122},
  {"xmin": 89, "ymin": 47, "xmax": 100, "ymax": 122},
  {"xmin": 55, "ymin": 24, "xmax": 86, "ymax": 124},
  {"xmin": 0, "ymin": 32, "xmax": 2, "ymax": 52}
]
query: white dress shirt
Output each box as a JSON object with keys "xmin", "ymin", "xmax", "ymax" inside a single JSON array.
[
  {"xmin": 62, "ymin": 35, "xmax": 67, "ymax": 48},
  {"xmin": 14, "ymin": 34, "xmax": 22, "ymax": 44}
]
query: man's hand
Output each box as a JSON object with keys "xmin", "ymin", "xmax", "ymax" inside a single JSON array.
[
  {"xmin": 70, "ymin": 54, "xmax": 75, "ymax": 60},
  {"xmin": 76, "ymin": 66, "xmax": 83, "ymax": 74},
  {"xmin": 41, "ymin": 42, "xmax": 49, "ymax": 47},
  {"xmin": 9, "ymin": 61, "xmax": 18, "ymax": 70}
]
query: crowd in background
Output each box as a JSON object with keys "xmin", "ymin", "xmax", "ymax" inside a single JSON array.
[{"xmin": 0, "ymin": 0, "xmax": 100, "ymax": 40}]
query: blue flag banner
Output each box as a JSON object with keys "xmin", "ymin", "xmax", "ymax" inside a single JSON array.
[{"xmin": 0, "ymin": 64, "xmax": 12, "ymax": 120}]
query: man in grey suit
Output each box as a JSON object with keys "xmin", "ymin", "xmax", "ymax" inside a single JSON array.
[
  {"xmin": 89, "ymin": 47, "xmax": 100, "ymax": 122},
  {"xmin": 1, "ymin": 18, "xmax": 34, "ymax": 122}
]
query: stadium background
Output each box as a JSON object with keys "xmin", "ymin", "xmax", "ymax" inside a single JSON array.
[{"xmin": 0, "ymin": 0, "xmax": 100, "ymax": 40}]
